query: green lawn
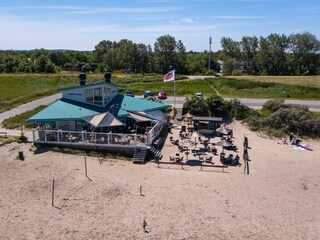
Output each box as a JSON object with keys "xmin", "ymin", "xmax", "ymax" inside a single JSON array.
[
  {"xmin": 1, "ymin": 73, "xmax": 320, "ymax": 115},
  {"xmin": 228, "ymin": 75, "xmax": 320, "ymax": 88}
]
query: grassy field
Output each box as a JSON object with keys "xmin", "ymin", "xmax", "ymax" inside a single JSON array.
[
  {"xmin": 2, "ymin": 105, "xmax": 48, "ymax": 129},
  {"xmin": 0, "ymin": 73, "xmax": 187, "ymax": 113},
  {"xmin": 207, "ymin": 78, "xmax": 320, "ymax": 99},
  {"xmin": 229, "ymin": 75, "xmax": 320, "ymax": 88},
  {"xmin": 1, "ymin": 73, "xmax": 320, "ymax": 114}
]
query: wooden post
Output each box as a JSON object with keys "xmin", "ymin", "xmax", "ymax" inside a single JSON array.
[
  {"xmin": 200, "ymin": 164, "xmax": 203, "ymax": 171},
  {"xmin": 181, "ymin": 163, "xmax": 184, "ymax": 170},
  {"xmin": 52, "ymin": 179, "xmax": 55, "ymax": 207},
  {"xmin": 246, "ymin": 161, "xmax": 250, "ymax": 175},
  {"xmin": 140, "ymin": 186, "xmax": 142, "ymax": 196},
  {"xmin": 157, "ymin": 161, "xmax": 160, "ymax": 168},
  {"xmin": 84, "ymin": 157, "xmax": 92, "ymax": 181},
  {"xmin": 85, "ymin": 157, "xmax": 88, "ymax": 178}
]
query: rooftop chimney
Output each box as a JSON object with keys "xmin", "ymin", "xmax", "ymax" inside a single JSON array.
[
  {"xmin": 104, "ymin": 72, "xmax": 111, "ymax": 83},
  {"xmin": 79, "ymin": 73, "xmax": 86, "ymax": 86}
]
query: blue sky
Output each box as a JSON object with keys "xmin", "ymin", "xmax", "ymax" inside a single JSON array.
[{"xmin": 0, "ymin": 0, "xmax": 319, "ymax": 51}]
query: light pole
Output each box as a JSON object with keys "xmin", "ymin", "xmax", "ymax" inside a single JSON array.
[{"xmin": 208, "ymin": 35, "xmax": 212, "ymax": 71}]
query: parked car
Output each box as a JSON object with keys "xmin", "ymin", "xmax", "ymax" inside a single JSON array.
[
  {"xmin": 125, "ymin": 90, "xmax": 134, "ymax": 97},
  {"xmin": 157, "ymin": 90, "xmax": 167, "ymax": 99},
  {"xmin": 196, "ymin": 92, "xmax": 203, "ymax": 99},
  {"xmin": 144, "ymin": 90, "xmax": 154, "ymax": 98},
  {"xmin": 231, "ymin": 98, "xmax": 241, "ymax": 105}
]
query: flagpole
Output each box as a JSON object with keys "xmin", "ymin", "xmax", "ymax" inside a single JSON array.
[{"xmin": 174, "ymin": 70, "xmax": 176, "ymax": 108}]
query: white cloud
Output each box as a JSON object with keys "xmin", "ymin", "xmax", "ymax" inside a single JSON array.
[
  {"xmin": 0, "ymin": 5, "xmax": 182, "ymax": 14},
  {"xmin": 181, "ymin": 18, "xmax": 194, "ymax": 23},
  {"xmin": 209, "ymin": 16, "xmax": 265, "ymax": 19}
]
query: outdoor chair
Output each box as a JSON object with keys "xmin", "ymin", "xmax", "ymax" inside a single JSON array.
[
  {"xmin": 169, "ymin": 156, "xmax": 175, "ymax": 162},
  {"xmin": 205, "ymin": 156, "xmax": 213, "ymax": 163},
  {"xmin": 176, "ymin": 156, "xmax": 184, "ymax": 163}
]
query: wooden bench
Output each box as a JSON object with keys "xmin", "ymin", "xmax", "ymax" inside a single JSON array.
[
  {"xmin": 200, "ymin": 164, "xmax": 228, "ymax": 172},
  {"xmin": 0, "ymin": 132, "xmax": 7, "ymax": 138},
  {"xmin": 155, "ymin": 161, "xmax": 185, "ymax": 169},
  {"xmin": 155, "ymin": 161, "xmax": 228, "ymax": 172}
]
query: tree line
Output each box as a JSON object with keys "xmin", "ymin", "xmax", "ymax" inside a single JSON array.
[{"xmin": 0, "ymin": 32, "xmax": 319, "ymax": 75}]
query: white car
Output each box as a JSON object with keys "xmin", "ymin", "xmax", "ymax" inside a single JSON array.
[{"xmin": 196, "ymin": 93, "xmax": 203, "ymax": 99}]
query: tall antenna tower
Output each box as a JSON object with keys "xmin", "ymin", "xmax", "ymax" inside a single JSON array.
[{"xmin": 208, "ymin": 35, "xmax": 212, "ymax": 70}]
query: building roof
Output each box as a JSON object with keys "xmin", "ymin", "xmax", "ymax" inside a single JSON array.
[
  {"xmin": 26, "ymin": 98, "xmax": 102, "ymax": 123},
  {"xmin": 58, "ymin": 81, "xmax": 121, "ymax": 92},
  {"xmin": 27, "ymin": 95, "xmax": 171, "ymax": 123},
  {"xmin": 193, "ymin": 116, "xmax": 223, "ymax": 122},
  {"xmin": 106, "ymin": 95, "xmax": 171, "ymax": 117}
]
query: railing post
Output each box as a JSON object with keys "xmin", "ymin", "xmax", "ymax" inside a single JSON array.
[
  {"xmin": 32, "ymin": 130, "xmax": 35, "ymax": 142},
  {"xmin": 57, "ymin": 130, "xmax": 60, "ymax": 142},
  {"xmin": 134, "ymin": 134, "xmax": 137, "ymax": 146},
  {"xmin": 82, "ymin": 131, "xmax": 84, "ymax": 144},
  {"xmin": 45, "ymin": 130, "xmax": 47, "ymax": 141}
]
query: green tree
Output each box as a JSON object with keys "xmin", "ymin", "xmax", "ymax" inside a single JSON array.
[
  {"xmin": 220, "ymin": 37, "xmax": 241, "ymax": 60},
  {"xmin": 289, "ymin": 32, "xmax": 320, "ymax": 75},
  {"xmin": 256, "ymin": 34, "xmax": 290, "ymax": 75},
  {"xmin": 154, "ymin": 35, "xmax": 186, "ymax": 73}
]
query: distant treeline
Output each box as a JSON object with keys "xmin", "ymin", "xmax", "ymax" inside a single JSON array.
[{"xmin": 0, "ymin": 32, "xmax": 319, "ymax": 76}]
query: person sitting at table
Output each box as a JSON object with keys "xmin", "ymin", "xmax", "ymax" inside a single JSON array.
[
  {"xmin": 115, "ymin": 137, "xmax": 120, "ymax": 143},
  {"xmin": 232, "ymin": 154, "xmax": 240, "ymax": 166}
]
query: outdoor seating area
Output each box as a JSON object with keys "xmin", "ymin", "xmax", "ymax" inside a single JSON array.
[{"xmin": 166, "ymin": 124, "xmax": 239, "ymax": 167}]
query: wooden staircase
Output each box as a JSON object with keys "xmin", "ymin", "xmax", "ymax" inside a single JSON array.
[
  {"xmin": 133, "ymin": 147, "xmax": 148, "ymax": 164},
  {"xmin": 149, "ymin": 145, "xmax": 162, "ymax": 161}
]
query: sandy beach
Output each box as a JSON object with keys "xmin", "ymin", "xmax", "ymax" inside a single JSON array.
[{"xmin": 0, "ymin": 120, "xmax": 319, "ymax": 239}]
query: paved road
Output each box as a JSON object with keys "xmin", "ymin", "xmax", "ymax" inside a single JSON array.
[
  {"xmin": 1, "ymin": 93, "xmax": 319, "ymax": 124},
  {"xmin": 0, "ymin": 93, "xmax": 62, "ymax": 123},
  {"xmin": 162, "ymin": 96, "xmax": 320, "ymax": 112}
]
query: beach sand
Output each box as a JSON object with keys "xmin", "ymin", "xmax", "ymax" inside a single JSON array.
[{"xmin": 0, "ymin": 120, "xmax": 319, "ymax": 239}]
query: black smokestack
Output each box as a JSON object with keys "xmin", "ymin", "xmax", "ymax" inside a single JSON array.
[
  {"xmin": 79, "ymin": 73, "xmax": 86, "ymax": 86},
  {"xmin": 104, "ymin": 72, "xmax": 111, "ymax": 83}
]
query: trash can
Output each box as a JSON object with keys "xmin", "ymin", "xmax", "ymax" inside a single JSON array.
[{"xmin": 18, "ymin": 151, "xmax": 24, "ymax": 161}]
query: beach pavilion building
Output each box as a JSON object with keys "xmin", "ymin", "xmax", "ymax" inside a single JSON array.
[{"xmin": 27, "ymin": 74, "xmax": 171, "ymax": 162}]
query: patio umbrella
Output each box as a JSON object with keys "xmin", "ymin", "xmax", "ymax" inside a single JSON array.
[
  {"xmin": 191, "ymin": 131, "xmax": 204, "ymax": 149},
  {"xmin": 216, "ymin": 126, "xmax": 230, "ymax": 135},
  {"xmin": 179, "ymin": 140, "xmax": 195, "ymax": 161},
  {"xmin": 82, "ymin": 112, "xmax": 125, "ymax": 128},
  {"xmin": 180, "ymin": 139, "xmax": 196, "ymax": 148},
  {"xmin": 215, "ymin": 140, "xmax": 233, "ymax": 147},
  {"xmin": 182, "ymin": 113, "xmax": 194, "ymax": 118}
]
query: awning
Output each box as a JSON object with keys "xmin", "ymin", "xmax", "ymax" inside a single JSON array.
[
  {"xmin": 199, "ymin": 121, "xmax": 209, "ymax": 124},
  {"xmin": 128, "ymin": 111, "xmax": 159, "ymax": 122},
  {"xmin": 82, "ymin": 112, "xmax": 125, "ymax": 128}
]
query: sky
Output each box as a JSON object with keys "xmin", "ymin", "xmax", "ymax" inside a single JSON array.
[{"xmin": 0, "ymin": 0, "xmax": 319, "ymax": 52}]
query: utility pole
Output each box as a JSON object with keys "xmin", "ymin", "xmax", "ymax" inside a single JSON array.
[{"xmin": 208, "ymin": 35, "xmax": 212, "ymax": 71}]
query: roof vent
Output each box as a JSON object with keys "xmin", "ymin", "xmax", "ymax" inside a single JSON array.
[
  {"xmin": 79, "ymin": 73, "xmax": 86, "ymax": 86},
  {"xmin": 104, "ymin": 72, "xmax": 111, "ymax": 83}
]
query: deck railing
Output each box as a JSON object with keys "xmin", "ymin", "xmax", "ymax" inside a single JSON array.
[{"xmin": 32, "ymin": 117, "xmax": 167, "ymax": 148}]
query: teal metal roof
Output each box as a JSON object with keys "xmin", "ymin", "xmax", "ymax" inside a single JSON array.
[
  {"xmin": 26, "ymin": 99, "xmax": 102, "ymax": 122},
  {"xmin": 27, "ymin": 95, "xmax": 171, "ymax": 123},
  {"xmin": 58, "ymin": 81, "xmax": 121, "ymax": 92},
  {"xmin": 107, "ymin": 95, "xmax": 171, "ymax": 117}
]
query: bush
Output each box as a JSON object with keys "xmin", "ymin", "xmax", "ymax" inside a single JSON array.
[
  {"xmin": 247, "ymin": 102, "xmax": 320, "ymax": 138},
  {"xmin": 18, "ymin": 134, "xmax": 28, "ymax": 142}
]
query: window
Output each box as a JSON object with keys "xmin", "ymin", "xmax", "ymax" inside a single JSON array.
[{"xmin": 84, "ymin": 87, "xmax": 103, "ymax": 106}]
